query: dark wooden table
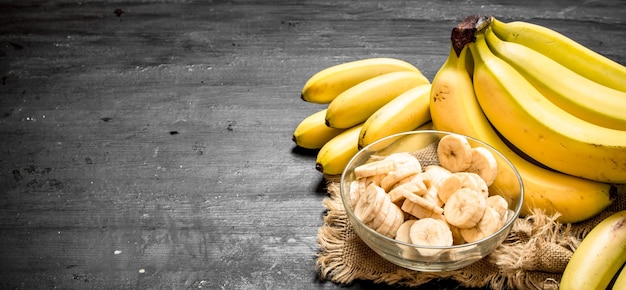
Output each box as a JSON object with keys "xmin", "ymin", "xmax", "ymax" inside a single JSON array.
[{"xmin": 1, "ymin": 1, "xmax": 625, "ymax": 289}]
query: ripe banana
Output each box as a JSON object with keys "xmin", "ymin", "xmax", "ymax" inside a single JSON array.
[
  {"xmin": 613, "ymin": 266, "xmax": 626, "ymax": 290},
  {"xmin": 560, "ymin": 210, "xmax": 626, "ymax": 290},
  {"xmin": 358, "ymin": 83, "xmax": 432, "ymax": 149},
  {"xmin": 429, "ymin": 39, "xmax": 614, "ymax": 223},
  {"xmin": 470, "ymin": 31, "xmax": 626, "ymax": 184},
  {"xmin": 292, "ymin": 109, "xmax": 345, "ymax": 149},
  {"xmin": 315, "ymin": 124, "xmax": 363, "ymax": 175},
  {"xmin": 490, "ymin": 17, "xmax": 626, "ymax": 92},
  {"xmin": 301, "ymin": 58, "xmax": 425, "ymax": 104},
  {"xmin": 374, "ymin": 123, "xmax": 436, "ymax": 156},
  {"xmin": 325, "ymin": 71, "xmax": 430, "ymax": 129},
  {"xmin": 484, "ymin": 27, "xmax": 626, "ymax": 130}
]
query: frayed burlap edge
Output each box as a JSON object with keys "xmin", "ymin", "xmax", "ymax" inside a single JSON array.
[{"xmin": 316, "ymin": 178, "xmax": 626, "ymax": 290}]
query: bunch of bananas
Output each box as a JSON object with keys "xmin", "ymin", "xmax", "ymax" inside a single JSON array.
[
  {"xmin": 293, "ymin": 58, "xmax": 433, "ymax": 175},
  {"xmin": 293, "ymin": 15, "xmax": 626, "ymax": 226},
  {"xmin": 431, "ymin": 16, "xmax": 626, "ymax": 288}
]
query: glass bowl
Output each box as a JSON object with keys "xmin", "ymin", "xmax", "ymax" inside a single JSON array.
[{"xmin": 340, "ymin": 130, "xmax": 523, "ymax": 272}]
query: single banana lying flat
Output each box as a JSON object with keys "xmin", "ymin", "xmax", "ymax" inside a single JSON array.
[
  {"xmin": 315, "ymin": 124, "xmax": 363, "ymax": 175},
  {"xmin": 613, "ymin": 266, "xmax": 626, "ymax": 290},
  {"xmin": 358, "ymin": 83, "xmax": 432, "ymax": 149},
  {"xmin": 560, "ymin": 210, "xmax": 626, "ymax": 290},
  {"xmin": 325, "ymin": 71, "xmax": 430, "ymax": 129},
  {"xmin": 292, "ymin": 109, "xmax": 345, "ymax": 149},
  {"xmin": 301, "ymin": 58, "xmax": 424, "ymax": 104}
]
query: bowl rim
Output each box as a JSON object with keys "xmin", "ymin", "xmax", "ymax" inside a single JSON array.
[{"xmin": 340, "ymin": 129, "xmax": 525, "ymax": 249}]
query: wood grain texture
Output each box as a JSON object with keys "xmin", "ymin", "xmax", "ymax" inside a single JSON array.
[{"xmin": 0, "ymin": 0, "xmax": 625, "ymax": 289}]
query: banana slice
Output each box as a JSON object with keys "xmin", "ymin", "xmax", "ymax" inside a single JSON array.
[
  {"xmin": 400, "ymin": 186, "xmax": 444, "ymax": 215},
  {"xmin": 395, "ymin": 220, "xmax": 420, "ymax": 259},
  {"xmin": 401, "ymin": 199, "xmax": 444, "ymax": 219},
  {"xmin": 430, "ymin": 173, "xmax": 462, "ymax": 204},
  {"xmin": 354, "ymin": 183, "xmax": 387, "ymax": 224},
  {"xmin": 421, "ymin": 165, "xmax": 452, "ymax": 187},
  {"xmin": 466, "ymin": 146, "xmax": 498, "ymax": 186},
  {"xmin": 443, "ymin": 188, "xmax": 487, "ymax": 228},
  {"xmin": 367, "ymin": 193, "xmax": 393, "ymax": 231},
  {"xmin": 349, "ymin": 180, "xmax": 361, "ymax": 209},
  {"xmin": 460, "ymin": 206, "xmax": 502, "ymax": 243},
  {"xmin": 354, "ymin": 158, "xmax": 396, "ymax": 179},
  {"xmin": 409, "ymin": 218, "xmax": 454, "ymax": 256},
  {"xmin": 388, "ymin": 178, "xmax": 427, "ymax": 204},
  {"xmin": 449, "ymin": 223, "xmax": 466, "ymax": 245},
  {"xmin": 376, "ymin": 202, "xmax": 405, "ymax": 238},
  {"xmin": 455, "ymin": 171, "xmax": 489, "ymax": 198},
  {"xmin": 486, "ymin": 195, "xmax": 509, "ymax": 224},
  {"xmin": 384, "ymin": 152, "xmax": 421, "ymax": 167},
  {"xmin": 381, "ymin": 162, "xmax": 422, "ymax": 191},
  {"xmin": 437, "ymin": 134, "xmax": 473, "ymax": 172},
  {"xmin": 391, "ymin": 172, "xmax": 425, "ymax": 191},
  {"xmin": 425, "ymin": 189, "xmax": 445, "ymax": 208}
]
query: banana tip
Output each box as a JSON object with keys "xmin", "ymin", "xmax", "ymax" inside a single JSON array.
[{"xmin": 315, "ymin": 163, "xmax": 324, "ymax": 173}]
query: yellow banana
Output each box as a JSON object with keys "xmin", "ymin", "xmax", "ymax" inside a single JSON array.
[
  {"xmin": 430, "ymin": 38, "xmax": 614, "ymax": 223},
  {"xmin": 315, "ymin": 124, "xmax": 364, "ymax": 175},
  {"xmin": 470, "ymin": 31, "xmax": 626, "ymax": 184},
  {"xmin": 358, "ymin": 83, "xmax": 432, "ymax": 149},
  {"xmin": 612, "ymin": 265, "xmax": 626, "ymax": 290},
  {"xmin": 374, "ymin": 126, "xmax": 438, "ymax": 157},
  {"xmin": 292, "ymin": 109, "xmax": 345, "ymax": 149},
  {"xmin": 560, "ymin": 210, "xmax": 626, "ymax": 290},
  {"xmin": 484, "ymin": 27, "xmax": 626, "ymax": 130},
  {"xmin": 325, "ymin": 71, "xmax": 430, "ymax": 129},
  {"xmin": 301, "ymin": 58, "xmax": 425, "ymax": 104},
  {"xmin": 490, "ymin": 17, "xmax": 626, "ymax": 92}
]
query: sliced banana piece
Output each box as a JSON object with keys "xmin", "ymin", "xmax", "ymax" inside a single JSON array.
[
  {"xmin": 384, "ymin": 152, "xmax": 421, "ymax": 166},
  {"xmin": 376, "ymin": 202, "xmax": 405, "ymax": 238},
  {"xmin": 460, "ymin": 206, "xmax": 502, "ymax": 243},
  {"xmin": 467, "ymin": 146, "xmax": 498, "ymax": 186},
  {"xmin": 409, "ymin": 218, "xmax": 453, "ymax": 256},
  {"xmin": 400, "ymin": 186, "xmax": 444, "ymax": 215},
  {"xmin": 448, "ymin": 223, "xmax": 466, "ymax": 245},
  {"xmin": 365, "ymin": 173, "xmax": 385, "ymax": 187},
  {"xmin": 430, "ymin": 173, "xmax": 462, "ymax": 203},
  {"xmin": 354, "ymin": 158, "xmax": 396, "ymax": 179},
  {"xmin": 455, "ymin": 171, "xmax": 489, "ymax": 198},
  {"xmin": 349, "ymin": 180, "xmax": 361, "ymax": 209},
  {"xmin": 443, "ymin": 188, "xmax": 487, "ymax": 228},
  {"xmin": 381, "ymin": 162, "xmax": 422, "ymax": 191},
  {"xmin": 367, "ymin": 193, "xmax": 393, "ymax": 231},
  {"xmin": 354, "ymin": 183, "xmax": 386, "ymax": 224},
  {"xmin": 388, "ymin": 178, "xmax": 427, "ymax": 204},
  {"xmin": 437, "ymin": 134, "xmax": 473, "ymax": 172},
  {"xmin": 421, "ymin": 165, "xmax": 451, "ymax": 187},
  {"xmin": 401, "ymin": 199, "xmax": 444, "ymax": 219},
  {"xmin": 486, "ymin": 195, "xmax": 509, "ymax": 224},
  {"xmin": 395, "ymin": 220, "xmax": 420, "ymax": 259}
]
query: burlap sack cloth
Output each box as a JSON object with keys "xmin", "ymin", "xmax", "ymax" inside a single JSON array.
[{"xmin": 315, "ymin": 146, "xmax": 626, "ymax": 289}]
